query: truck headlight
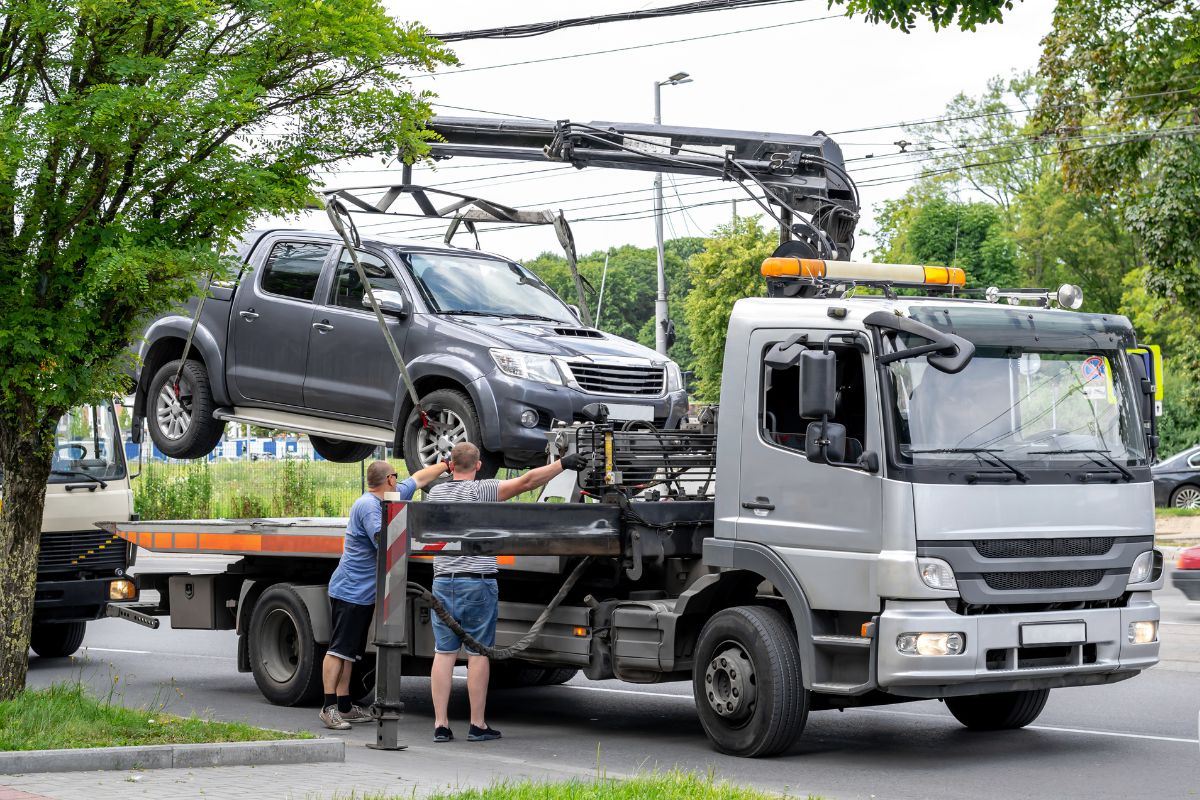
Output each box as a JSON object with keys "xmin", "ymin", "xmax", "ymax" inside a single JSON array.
[
  {"xmin": 917, "ymin": 557, "xmax": 958, "ymax": 590},
  {"xmin": 109, "ymin": 579, "xmax": 137, "ymax": 600},
  {"xmin": 1127, "ymin": 550, "xmax": 1159, "ymax": 585},
  {"xmin": 490, "ymin": 349, "xmax": 564, "ymax": 385},
  {"xmin": 897, "ymin": 632, "xmax": 965, "ymax": 656},
  {"xmin": 1128, "ymin": 621, "xmax": 1157, "ymax": 644},
  {"xmin": 666, "ymin": 361, "xmax": 683, "ymax": 392}
]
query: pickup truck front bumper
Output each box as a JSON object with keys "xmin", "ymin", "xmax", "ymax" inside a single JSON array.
[{"xmin": 875, "ymin": 594, "xmax": 1160, "ymax": 698}]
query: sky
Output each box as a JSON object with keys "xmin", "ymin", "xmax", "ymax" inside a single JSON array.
[{"xmin": 264, "ymin": 1, "xmax": 1057, "ymax": 262}]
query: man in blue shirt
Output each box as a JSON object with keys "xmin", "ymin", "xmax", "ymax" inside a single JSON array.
[{"xmin": 320, "ymin": 458, "xmax": 448, "ymax": 730}]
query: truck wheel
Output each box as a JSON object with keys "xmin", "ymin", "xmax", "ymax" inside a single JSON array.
[
  {"xmin": 945, "ymin": 689, "xmax": 1050, "ymax": 731},
  {"xmin": 309, "ymin": 436, "xmax": 377, "ymax": 463},
  {"xmin": 489, "ymin": 661, "xmax": 548, "ymax": 688},
  {"xmin": 692, "ymin": 606, "xmax": 808, "ymax": 757},
  {"xmin": 248, "ymin": 584, "xmax": 323, "ymax": 706},
  {"xmin": 147, "ymin": 359, "xmax": 226, "ymax": 459},
  {"xmin": 538, "ymin": 668, "xmax": 578, "ymax": 686},
  {"xmin": 348, "ymin": 653, "xmax": 376, "ymax": 705},
  {"xmin": 30, "ymin": 621, "xmax": 86, "ymax": 658},
  {"xmin": 403, "ymin": 389, "xmax": 499, "ymax": 479}
]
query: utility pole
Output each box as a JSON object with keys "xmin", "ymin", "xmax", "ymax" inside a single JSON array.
[{"xmin": 653, "ymin": 71, "xmax": 692, "ymax": 356}]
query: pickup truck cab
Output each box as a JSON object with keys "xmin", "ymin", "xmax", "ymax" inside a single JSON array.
[{"xmin": 132, "ymin": 230, "xmax": 688, "ymax": 475}]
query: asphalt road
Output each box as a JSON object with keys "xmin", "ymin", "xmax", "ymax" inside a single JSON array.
[{"xmin": 25, "ymin": 555, "xmax": 1200, "ymax": 800}]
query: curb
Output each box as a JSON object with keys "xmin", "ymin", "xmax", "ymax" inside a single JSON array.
[{"xmin": 0, "ymin": 737, "xmax": 343, "ymax": 775}]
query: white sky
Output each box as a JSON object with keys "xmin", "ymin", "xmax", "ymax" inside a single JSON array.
[{"xmin": 264, "ymin": 1, "xmax": 1055, "ymax": 261}]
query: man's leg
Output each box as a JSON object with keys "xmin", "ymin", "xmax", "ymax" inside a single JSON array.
[
  {"xmin": 432, "ymin": 652, "xmax": 457, "ymax": 728},
  {"xmin": 466, "ymin": 654, "xmax": 490, "ymax": 728},
  {"xmin": 321, "ymin": 653, "xmax": 346, "ymax": 707}
]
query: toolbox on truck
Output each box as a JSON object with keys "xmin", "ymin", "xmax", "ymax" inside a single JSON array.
[{"xmin": 168, "ymin": 574, "xmax": 240, "ymax": 630}]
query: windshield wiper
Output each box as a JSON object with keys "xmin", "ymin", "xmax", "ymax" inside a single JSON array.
[
  {"xmin": 437, "ymin": 309, "xmax": 497, "ymax": 317},
  {"xmin": 507, "ymin": 313, "xmax": 565, "ymax": 323},
  {"xmin": 1043, "ymin": 448, "xmax": 1135, "ymax": 482},
  {"xmin": 51, "ymin": 469, "xmax": 108, "ymax": 489},
  {"xmin": 906, "ymin": 447, "xmax": 1030, "ymax": 483}
]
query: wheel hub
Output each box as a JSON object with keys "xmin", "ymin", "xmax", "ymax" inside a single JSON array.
[
  {"xmin": 416, "ymin": 408, "xmax": 468, "ymax": 466},
  {"xmin": 704, "ymin": 645, "xmax": 756, "ymax": 720},
  {"xmin": 1175, "ymin": 487, "xmax": 1200, "ymax": 509},
  {"xmin": 260, "ymin": 608, "xmax": 301, "ymax": 685},
  {"xmin": 155, "ymin": 380, "xmax": 194, "ymax": 440}
]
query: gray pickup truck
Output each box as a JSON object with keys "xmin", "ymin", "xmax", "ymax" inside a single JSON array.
[{"xmin": 132, "ymin": 229, "xmax": 688, "ymax": 475}]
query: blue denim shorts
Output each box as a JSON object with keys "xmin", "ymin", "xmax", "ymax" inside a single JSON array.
[{"xmin": 431, "ymin": 577, "xmax": 499, "ymax": 655}]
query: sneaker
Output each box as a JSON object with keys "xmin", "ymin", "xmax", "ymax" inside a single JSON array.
[
  {"xmin": 433, "ymin": 726, "xmax": 454, "ymax": 743},
  {"xmin": 319, "ymin": 706, "xmax": 351, "ymax": 731},
  {"xmin": 467, "ymin": 724, "xmax": 501, "ymax": 742},
  {"xmin": 340, "ymin": 704, "xmax": 372, "ymax": 724}
]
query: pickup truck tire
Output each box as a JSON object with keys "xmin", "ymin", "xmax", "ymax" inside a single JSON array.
[
  {"xmin": 403, "ymin": 389, "xmax": 499, "ymax": 479},
  {"xmin": 693, "ymin": 606, "xmax": 808, "ymax": 757},
  {"xmin": 29, "ymin": 621, "xmax": 86, "ymax": 658},
  {"xmin": 248, "ymin": 584, "xmax": 324, "ymax": 706},
  {"xmin": 945, "ymin": 688, "xmax": 1050, "ymax": 731},
  {"xmin": 147, "ymin": 359, "xmax": 226, "ymax": 459},
  {"xmin": 309, "ymin": 436, "xmax": 377, "ymax": 464}
]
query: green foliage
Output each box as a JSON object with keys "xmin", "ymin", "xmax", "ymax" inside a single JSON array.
[
  {"xmin": 834, "ymin": 0, "xmax": 1016, "ymax": 31},
  {"xmin": 135, "ymin": 460, "xmax": 213, "ymax": 520},
  {"xmin": 683, "ymin": 217, "xmax": 776, "ymax": 402},
  {"xmin": 423, "ymin": 769, "xmax": 811, "ymax": 800}
]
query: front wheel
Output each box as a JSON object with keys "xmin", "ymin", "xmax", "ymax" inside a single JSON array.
[
  {"xmin": 30, "ymin": 621, "xmax": 87, "ymax": 658},
  {"xmin": 147, "ymin": 359, "xmax": 226, "ymax": 459},
  {"xmin": 945, "ymin": 689, "xmax": 1050, "ymax": 730},
  {"xmin": 402, "ymin": 389, "xmax": 498, "ymax": 478},
  {"xmin": 692, "ymin": 606, "xmax": 808, "ymax": 757},
  {"xmin": 248, "ymin": 584, "xmax": 323, "ymax": 706},
  {"xmin": 309, "ymin": 436, "xmax": 377, "ymax": 464}
]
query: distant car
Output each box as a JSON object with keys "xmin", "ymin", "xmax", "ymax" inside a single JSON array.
[
  {"xmin": 1152, "ymin": 445, "xmax": 1200, "ymax": 507},
  {"xmin": 1172, "ymin": 544, "xmax": 1200, "ymax": 600}
]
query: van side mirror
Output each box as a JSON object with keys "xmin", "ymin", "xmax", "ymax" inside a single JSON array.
[
  {"xmin": 364, "ymin": 289, "xmax": 409, "ymax": 318},
  {"xmin": 805, "ymin": 421, "xmax": 846, "ymax": 464},
  {"xmin": 799, "ymin": 350, "xmax": 837, "ymax": 418}
]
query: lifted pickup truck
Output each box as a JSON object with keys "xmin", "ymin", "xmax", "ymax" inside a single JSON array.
[{"xmin": 131, "ymin": 231, "xmax": 688, "ymax": 476}]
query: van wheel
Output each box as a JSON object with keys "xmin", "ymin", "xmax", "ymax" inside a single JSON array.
[
  {"xmin": 403, "ymin": 389, "xmax": 499, "ymax": 479},
  {"xmin": 310, "ymin": 436, "xmax": 377, "ymax": 463},
  {"xmin": 945, "ymin": 689, "xmax": 1050, "ymax": 730},
  {"xmin": 147, "ymin": 359, "xmax": 226, "ymax": 459},
  {"xmin": 248, "ymin": 584, "xmax": 323, "ymax": 706},
  {"xmin": 30, "ymin": 621, "xmax": 87, "ymax": 658},
  {"xmin": 693, "ymin": 606, "xmax": 808, "ymax": 757}
]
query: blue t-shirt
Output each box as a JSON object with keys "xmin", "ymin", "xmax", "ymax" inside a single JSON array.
[{"xmin": 328, "ymin": 478, "xmax": 416, "ymax": 605}]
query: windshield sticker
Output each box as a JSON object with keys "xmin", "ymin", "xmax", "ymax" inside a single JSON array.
[{"xmin": 1081, "ymin": 356, "xmax": 1112, "ymax": 401}]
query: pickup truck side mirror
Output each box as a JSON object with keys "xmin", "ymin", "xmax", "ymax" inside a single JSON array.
[{"xmin": 363, "ymin": 289, "xmax": 409, "ymax": 318}]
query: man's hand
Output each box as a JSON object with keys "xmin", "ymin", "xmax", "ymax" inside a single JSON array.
[{"xmin": 560, "ymin": 453, "xmax": 587, "ymax": 471}]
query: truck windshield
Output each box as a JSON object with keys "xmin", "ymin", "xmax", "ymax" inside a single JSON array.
[
  {"xmin": 401, "ymin": 251, "xmax": 577, "ymax": 324},
  {"xmin": 48, "ymin": 405, "xmax": 127, "ymax": 484}
]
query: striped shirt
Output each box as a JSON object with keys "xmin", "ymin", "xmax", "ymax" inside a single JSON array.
[{"xmin": 426, "ymin": 478, "xmax": 502, "ymax": 575}]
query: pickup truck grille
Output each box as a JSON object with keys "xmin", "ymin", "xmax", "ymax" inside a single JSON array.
[
  {"xmin": 38, "ymin": 530, "xmax": 126, "ymax": 572},
  {"xmin": 974, "ymin": 537, "xmax": 1115, "ymax": 559},
  {"xmin": 567, "ymin": 361, "xmax": 664, "ymax": 396},
  {"xmin": 982, "ymin": 569, "xmax": 1106, "ymax": 591}
]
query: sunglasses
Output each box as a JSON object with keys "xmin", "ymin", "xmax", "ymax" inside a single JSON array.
[{"xmin": 388, "ymin": 473, "xmax": 399, "ymax": 479}]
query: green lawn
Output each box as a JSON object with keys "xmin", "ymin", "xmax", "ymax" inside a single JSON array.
[
  {"xmin": 419, "ymin": 772, "xmax": 816, "ymax": 800},
  {"xmin": 0, "ymin": 683, "xmax": 311, "ymax": 751}
]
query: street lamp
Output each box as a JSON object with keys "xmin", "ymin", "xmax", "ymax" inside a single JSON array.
[{"xmin": 653, "ymin": 71, "xmax": 692, "ymax": 356}]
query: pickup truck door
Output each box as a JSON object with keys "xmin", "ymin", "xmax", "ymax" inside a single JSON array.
[
  {"xmin": 302, "ymin": 247, "xmax": 408, "ymax": 421},
  {"xmin": 227, "ymin": 239, "xmax": 329, "ymax": 406},
  {"xmin": 735, "ymin": 327, "xmax": 883, "ymax": 612}
]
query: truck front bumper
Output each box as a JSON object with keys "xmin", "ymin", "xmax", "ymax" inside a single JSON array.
[
  {"xmin": 875, "ymin": 595, "xmax": 1160, "ymax": 698},
  {"xmin": 33, "ymin": 577, "xmax": 125, "ymax": 623}
]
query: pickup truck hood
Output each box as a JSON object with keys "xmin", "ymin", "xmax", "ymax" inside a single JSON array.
[{"xmin": 434, "ymin": 315, "xmax": 665, "ymax": 361}]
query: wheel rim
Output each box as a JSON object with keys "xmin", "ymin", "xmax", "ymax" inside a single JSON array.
[
  {"xmin": 155, "ymin": 376, "xmax": 195, "ymax": 440},
  {"xmin": 415, "ymin": 407, "xmax": 468, "ymax": 466},
  {"xmin": 1174, "ymin": 486, "xmax": 1200, "ymax": 508},
  {"xmin": 704, "ymin": 642, "xmax": 757, "ymax": 723},
  {"xmin": 260, "ymin": 608, "xmax": 301, "ymax": 684}
]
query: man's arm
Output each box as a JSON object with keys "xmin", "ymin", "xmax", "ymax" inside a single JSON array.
[
  {"xmin": 409, "ymin": 460, "xmax": 450, "ymax": 490},
  {"xmin": 496, "ymin": 454, "xmax": 584, "ymax": 501}
]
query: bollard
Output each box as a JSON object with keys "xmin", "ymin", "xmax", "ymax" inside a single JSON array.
[{"xmin": 368, "ymin": 495, "xmax": 409, "ymax": 751}]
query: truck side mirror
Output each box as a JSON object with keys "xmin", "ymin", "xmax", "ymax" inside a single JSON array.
[
  {"xmin": 805, "ymin": 421, "xmax": 846, "ymax": 464},
  {"xmin": 662, "ymin": 319, "xmax": 676, "ymax": 350},
  {"xmin": 567, "ymin": 304, "xmax": 583, "ymax": 323},
  {"xmin": 798, "ymin": 350, "xmax": 837, "ymax": 418},
  {"xmin": 364, "ymin": 289, "xmax": 409, "ymax": 318}
]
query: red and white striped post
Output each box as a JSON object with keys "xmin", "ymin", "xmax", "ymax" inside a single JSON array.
[{"xmin": 369, "ymin": 496, "xmax": 410, "ymax": 751}]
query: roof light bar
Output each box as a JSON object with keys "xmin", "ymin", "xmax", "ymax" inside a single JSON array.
[{"xmin": 761, "ymin": 258, "xmax": 966, "ymax": 287}]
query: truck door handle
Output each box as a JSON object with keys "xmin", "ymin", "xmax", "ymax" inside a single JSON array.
[
  {"xmin": 312, "ymin": 321, "xmax": 334, "ymax": 333},
  {"xmin": 238, "ymin": 310, "xmax": 259, "ymax": 321},
  {"xmin": 742, "ymin": 498, "xmax": 774, "ymax": 511}
]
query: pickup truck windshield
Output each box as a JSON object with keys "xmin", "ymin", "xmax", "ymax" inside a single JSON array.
[
  {"xmin": 401, "ymin": 251, "xmax": 577, "ymax": 324},
  {"xmin": 48, "ymin": 405, "xmax": 127, "ymax": 484}
]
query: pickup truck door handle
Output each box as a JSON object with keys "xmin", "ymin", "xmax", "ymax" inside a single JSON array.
[
  {"xmin": 238, "ymin": 310, "xmax": 259, "ymax": 321},
  {"xmin": 742, "ymin": 498, "xmax": 775, "ymax": 511},
  {"xmin": 312, "ymin": 321, "xmax": 334, "ymax": 333}
]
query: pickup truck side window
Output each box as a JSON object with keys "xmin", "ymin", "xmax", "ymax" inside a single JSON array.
[
  {"xmin": 260, "ymin": 241, "xmax": 329, "ymax": 301},
  {"xmin": 328, "ymin": 249, "xmax": 401, "ymax": 310},
  {"xmin": 761, "ymin": 343, "xmax": 866, "ymax": 454}
]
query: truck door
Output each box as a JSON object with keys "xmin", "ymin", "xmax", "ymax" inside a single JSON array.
[
  {"xmin": 736, "ymin": 328, "xmax": 883, "ymax": 612},
  {"xmin": 303, "ymin": 247, "xmax": 409, "ymax": 420},
  {"xmin": 227, "ymin": 239, "xmax": 329, "ymax": 406}
]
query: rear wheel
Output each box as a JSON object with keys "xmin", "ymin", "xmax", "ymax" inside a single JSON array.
[
  {"xmin": 30, "ymin": 621, "xmax": 87, "ymax": 658},
  {"xmin": 403, "ymin": 389, "xmax": 499, "ymax": 478},
  {"xmin": 538, "ymin": 668, "xmax": 578, "ymax": 686},
  {"xmin": 1171, "ymin": 485, "xmax": 1200, "ymax": 509},
  {"xmin": 147, "ymin": 359, "xmax": 226, "ymax": 459},
  {"xmin": 309, "ymin": 436, "xmax": 377, "ymax": 464},
  {"xmin": 248, "ymin": 584, "xmax": 324, "ymax": 706},
  {"xmin": 489, "ymin": 661, "xmax": 549, "ymax": 689},
  {"xmin": 945, "ymin": 689, "xmax": 1050, "ymax": 731}
]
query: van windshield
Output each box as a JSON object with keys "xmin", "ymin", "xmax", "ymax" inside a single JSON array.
[{"xmin": 401, "ymin": 252, "xmax": 577, "ymax": 324}]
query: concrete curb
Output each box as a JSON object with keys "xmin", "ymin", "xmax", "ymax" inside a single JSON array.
[{"xmin": 0, "ymin": 737, "xmax": 343, "ymax": 775}]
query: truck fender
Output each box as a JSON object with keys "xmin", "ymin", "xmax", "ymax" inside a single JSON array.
[
  {"xmin": 391, "ymin": 356, "xmax": 501, "ymax": 452},
  {"xmin": 137, "ymin": 317, "xmax": 231, "ymax": 407},
  {"xmin": 235, "ymin": 580, "xmax": 332, "ymax": 671},
  {"xmin": 290, "ymin": 585, "xmax": 333, "ymax": 646}
]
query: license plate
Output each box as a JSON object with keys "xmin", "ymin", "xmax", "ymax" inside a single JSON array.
[
  {"xmin": 1020, "ymin": 621, "xmax": 1086, "ymax": 646},
  {"xmin": 605, "ymin": 403, "xmax": 654, "ymax": 421}
]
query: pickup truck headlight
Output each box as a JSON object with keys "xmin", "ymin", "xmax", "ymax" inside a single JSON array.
[
  {"xmin": 490, "ymin": 349, "xmax": 564, "ymax": 385},
  {"xmin": 666, "ymin": 361, "xmax": 684, "ymax": 392}
]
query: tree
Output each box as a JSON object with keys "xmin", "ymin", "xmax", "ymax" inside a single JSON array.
[
  {"xmin": 834, "ymin": 0, "xmax": 1018, "ymax": 31},
  {"xmin": 0, "ymin": 0, "xmax": 454, "ymax": 699}
]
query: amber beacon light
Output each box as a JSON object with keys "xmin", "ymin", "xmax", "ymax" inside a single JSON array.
[{"xmin": 762, "ymin": 258, "xmax": 966, "ymax": 287}]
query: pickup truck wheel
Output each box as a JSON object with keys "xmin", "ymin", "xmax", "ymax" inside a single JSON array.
[
  {"xmin": 248, "ymin": 584, "xmax": 323, "ymax": 706},
  {"xmin": 945, "ymin": 689, "xmax": 1050, "ymax": 731},
  {"xmin": 693, "ymin": 606, "xmax": 808, "ymax": 757},
  {"xmin": 147, "ymin": 359, "xmax": 225, "ymax": 459},
  {"xmin": 30, "ymin": 621, "xmax": 86, "ymax": 658},
  {"xmin": 309, "ymin": 436, "xmax": 377, "ymax": 463},
  {"xmin": 403, "ymin": 389, "xmax": 499, "ymax": 479}
]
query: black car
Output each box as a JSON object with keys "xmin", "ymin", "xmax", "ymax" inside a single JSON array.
[{"xmin": 1152, "ymin": 444, "xmax": 1200, "ymax": 507}]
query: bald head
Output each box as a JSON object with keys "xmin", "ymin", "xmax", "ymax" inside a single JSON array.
[
  {"xmin": 450, "ymin": 442, "xmax": 481, "ymax": 475},
  {"xmin": 366, "ymin": 460, "xmax": 395, "ymax": 489}
]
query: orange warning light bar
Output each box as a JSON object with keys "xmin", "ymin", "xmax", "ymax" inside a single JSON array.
[
  {"xmin": 761, "ymin": 257, "xmax": 826, "ymax": 278},
  {"xmin": 762, "ymin": 258, "xmax": 968, "ymax": 288},
  {"xmin": 922, "ymin": 265, "xmax": 966, "ymax": 286}
]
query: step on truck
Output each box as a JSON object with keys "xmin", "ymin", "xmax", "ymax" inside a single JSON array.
[{"xmin": 105, "ymin": 256, "xmax": 1165, "ymax": 756}]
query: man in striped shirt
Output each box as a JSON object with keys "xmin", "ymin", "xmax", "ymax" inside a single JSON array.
[{"xmin": 426, "ymin": 441, "xmax": 584, "ymax": 743}]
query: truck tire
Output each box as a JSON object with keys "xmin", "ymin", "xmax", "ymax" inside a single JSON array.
[
  {"xmin": 538, "ymin": 668, "xmax": 578, "ymax": 686},
  {"xmin": 489, "ymin": 662, "xmax": 549, "ymax": 689},
  {"xmin": 692, "ymin": 606, "xmax": 808, "ymax": 757},
  {"xmin": 402, "ymin": 389, "xmax": 499, "ymax": 479},
  {"xmin": 945, "ymin": 689, "xmax": 1050, "ymax": 731},
  {"xmin": 348, "ymin": 653, "xmax": 376, "ymax": 705},
  {"xmin": 147, "ymin": 359, "xmax": 226, "ymax": 459},
  {"xmin": 248, "ymin": 584, "xmax": 324, "ymax": 706},
  {"xmin": 29, "ymin": 621, "xmax": 86, "ymax": 658},
  {"xmin": 309, "ymin": 436, "xmax": 377, "ymax": 464}
]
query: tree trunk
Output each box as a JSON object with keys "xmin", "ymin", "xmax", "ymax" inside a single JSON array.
[{"xmin": 0, "ymin": 400, "xmax": 57, "ymax": 701}]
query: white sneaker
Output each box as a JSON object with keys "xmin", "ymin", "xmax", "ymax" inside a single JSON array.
[
  {"xmin": 341, "ymin": 704, "xmax": 372, "ymax": 724},
  {"xmin": 319, "ymin": 706, "xmax": 351, "ymax": 731}
]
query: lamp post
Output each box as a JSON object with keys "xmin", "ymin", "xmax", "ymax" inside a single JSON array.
[{"xmin": 653, "ymin": 71, "xmax": 692, "ymax": 356}]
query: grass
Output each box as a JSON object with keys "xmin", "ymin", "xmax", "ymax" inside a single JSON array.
[
  {"xmin": 415, "ymin": 771, "xmax": 817, "ymax": 800},
  {"xmin": 0, "ymin": 682, "xmax": 311, "ymax": 751},
  {"xmin": 1156, "ymin": 507, "xmax": 1200, "ymax": 517}
]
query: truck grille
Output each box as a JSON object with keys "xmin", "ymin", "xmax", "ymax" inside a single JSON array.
[
  {"xmin": 974, "ymin": 537, "xmax": 1115, "ymax": 559},
  {"xmin": 567, "ymin": 361, "xmax": 664, "ymax": 396},
  {"xmin": 982, "ymin": 569, "xmax": 1106, "ymax": 591},
  {"xmin": 38, "ymin": 530, "xmax": 126, "ymax": 572}
]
